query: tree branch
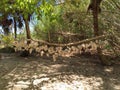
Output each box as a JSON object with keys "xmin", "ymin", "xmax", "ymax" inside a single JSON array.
[
  {"xmin": 111, "ymin": 0, "xmax": 120, "ymax": 10},
  {"xmin": 28, "ymin": 35, "xmax": 108, "ymax": 47}
]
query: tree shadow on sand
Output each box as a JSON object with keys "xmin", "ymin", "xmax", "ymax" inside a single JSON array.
[{"xmin": 0, "ymin": 53, "xmax": 120, "ymax": 90}]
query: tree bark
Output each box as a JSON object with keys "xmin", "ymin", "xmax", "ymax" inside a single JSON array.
[
  {"xmin": 24, "ymin": 19, "xmax": 31, "ymax": 40},
  {"xmin": 21, "ymin": 18, "xmax": 31, "ymax": 57},
  {"xmin": 93, "ymin": 0, "xmax": 99, "ymax": 36},
  {"xmin": 13, "ymin": 17, "xmax": 17, "ymax": 39},
  {"xmin": 92, "ymin": 0, "xmax": 112, "ymax": 65},
  {"xmin": 88, "ymin": 0, "xmax": 103, "ymax": 13}
]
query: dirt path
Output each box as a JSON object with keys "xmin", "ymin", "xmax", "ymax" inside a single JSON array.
[{"xmin": 0, "ymin": 53, "xmax": 120, "ymax": 90}]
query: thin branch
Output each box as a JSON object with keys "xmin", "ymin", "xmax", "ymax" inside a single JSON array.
[
  {"xmin": 112, "ymin": 42, "xmax": 120, "ymax": 49},
  {"xmin": 111, "ymin": 0, "xmax": 120, "ymax": 10},
  {"xmin": 54, "ymin": 31, "xmax": 85, "ymax": 37},
  {"xmin": 102, "ymin": 10, "xmax": 120, "ymax": 15}
]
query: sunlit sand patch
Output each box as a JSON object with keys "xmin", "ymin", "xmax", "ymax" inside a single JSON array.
[{"xmin": 7, "ymin": 75, "xmax": 104, "ymax": 90}]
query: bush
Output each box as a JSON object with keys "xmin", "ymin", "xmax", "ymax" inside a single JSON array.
[{"xmin": 1, "ymin": 35, "xmax": 14, "ymax": 47}]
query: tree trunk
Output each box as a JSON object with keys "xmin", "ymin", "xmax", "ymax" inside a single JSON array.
[
  {"xmin": 21, "ymin": 18, "xmax": 31, "ymax": 57},
  {"xmin": 92, "ymin": 0, "xmax": 102, "ymax": 64},
  {"xmin": 4, "ymin": 28, "xmax": 9, "ymax": 35},
  {"xmin": 92, "ymin": 0, "xmax": 112, "ymax": 65},
  {"xmin": 13, "ymin": 17, "xmax": 17, "ymax": 39},
  {"xmin": 24, "ymin": 19, "xmax": 31, "ymax": 40},
  {"xmin": 92, "ymin": 0, "xmax": 99, "ymax": 36}
]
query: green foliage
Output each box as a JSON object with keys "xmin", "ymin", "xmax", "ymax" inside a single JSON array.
[
  {"xmin": 33, "ymin": 2, "xmax": 63, "ymax": 42},
  {"xmin": 0, "ymin": 35, "xmax": 14, "ymax": 47},
  {"xmin": 0, "ymin": 0, "xmax": 119, "ymax": 59},
  {"xmin": 33, "ymin": 0, "xmax": 94, "ymax": 43}
]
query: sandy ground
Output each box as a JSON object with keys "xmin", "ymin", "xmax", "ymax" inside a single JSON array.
[{"xmin": 0, "ymin": 53, "xmax": 120, "ymax": 90}]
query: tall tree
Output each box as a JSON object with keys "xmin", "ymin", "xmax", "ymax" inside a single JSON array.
[
  {"xmin": 13, "ymin": 17, "xmax": 17, "ymax": 38},
  {"xmin": 92, "ymin": 0, "xmax": 100, "ymax": 36},
  {"xmin": 24, "ymin": 16, "xmax": 31, "ymax": 39},
  {"xmin": 87, "ymin": 0, "xmax": 103, "ymax": 36}
]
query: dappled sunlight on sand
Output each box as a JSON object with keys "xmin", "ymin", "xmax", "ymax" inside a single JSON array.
[
  {"xmin": 0, "ymin": 53, "xmax": 120, "ymax": 90},
  {"xmin": 6, "ymin": 75, "xmax": 104, "ymax": 90}
]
